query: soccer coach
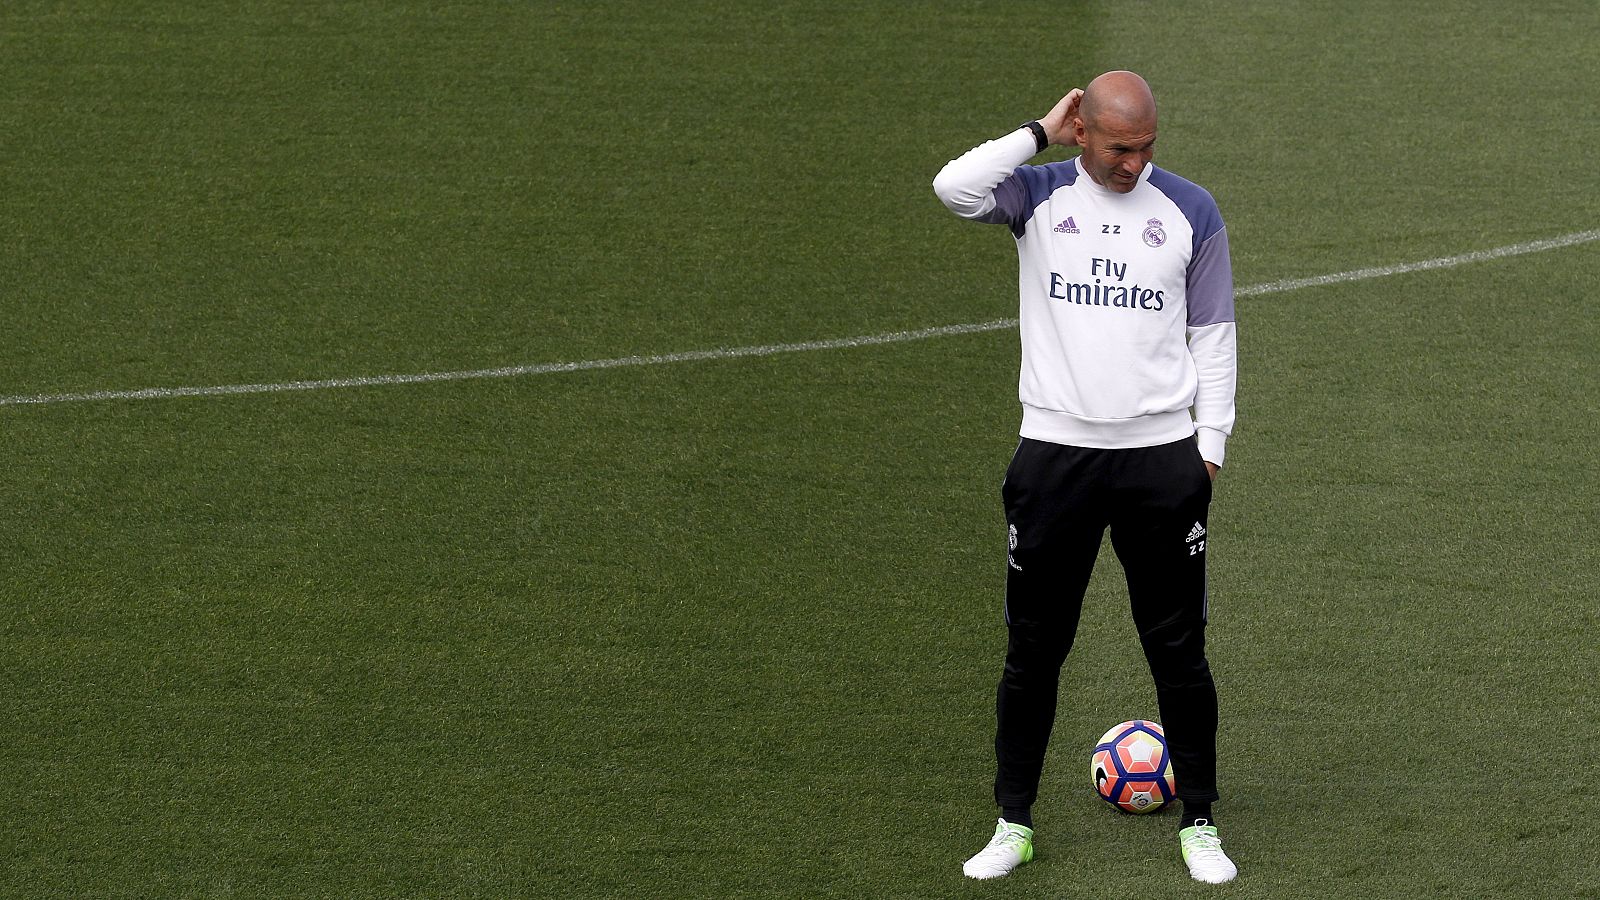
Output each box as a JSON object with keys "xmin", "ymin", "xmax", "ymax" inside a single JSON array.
[{"xmin": 933, "ymin": 71, "xmax": 1239, "ymax": 884}]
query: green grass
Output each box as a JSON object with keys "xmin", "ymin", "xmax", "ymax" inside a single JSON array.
[{"xmin": 2, "ymin": 1, "xmax": 1598, "ymax": 897}]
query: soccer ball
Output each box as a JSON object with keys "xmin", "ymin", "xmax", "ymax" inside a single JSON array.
[{"xmin": 1089, "ymin": 719, "xmax": 1176, "ymax": 814}]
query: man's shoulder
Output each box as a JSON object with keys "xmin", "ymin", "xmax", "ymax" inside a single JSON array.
[
  {"xmin": 994, "ymin": 160, "xmax": 1083, "ymax": 237},
  {"xmin": 1144, "ymin": 166, "xmax": 1224, "ymax": 238},
  {"xmin": 1145, "ymin": 165, "xmax": 1216, "ymax": 199},
  {"xmin": 1008, "ymin": 158, "xmax": 1081, "ymax": 199}
]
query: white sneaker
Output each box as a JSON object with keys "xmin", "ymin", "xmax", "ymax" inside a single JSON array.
[
  {"xmin": 962, "ymin": 818, "xmax": 1034, "ymax": 879},
  {"xmin": 1179, "ymin": 820, "xmax": 1238, "ymax": 884}
]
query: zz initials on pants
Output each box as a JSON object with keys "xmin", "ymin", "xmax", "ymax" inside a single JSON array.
[{"xmin": 1189, "ymin": 540, "xmax": 1206, "ymax": 556}]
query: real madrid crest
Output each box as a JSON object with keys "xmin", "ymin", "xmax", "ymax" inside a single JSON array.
[{"xmin": 1142, "ymin": 218, "xmax": 1166, "ymax": 248}]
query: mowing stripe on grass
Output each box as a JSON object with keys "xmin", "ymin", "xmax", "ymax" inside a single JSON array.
[{"xmin": 2, "ymin": 228, "xmax": 1596, "ymax": 408}]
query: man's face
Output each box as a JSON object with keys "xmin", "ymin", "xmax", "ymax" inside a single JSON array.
[{"xmin": 1074, "ymin": 113, "xmax": 1156, "ymax": 193}]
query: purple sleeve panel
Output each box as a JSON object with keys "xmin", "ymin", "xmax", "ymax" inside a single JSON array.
[
  {"xmin": 1146, "ymin": 166, "xmax": 1224, "ymax": 250},
  {"xmin": 973, "ymin": 172, "xmax": 1030, "ymax": 232},
  {"xmin": 1146, "ymin": 166, "xmax": 1233, "ymax": 326},
  {"xmin": 979, "ymin": 161, "xmax": 1079, "ymax": 238},
  {"xmin": 1186, "ymin": 227, "xmax": 1235, "ymax": 326}
]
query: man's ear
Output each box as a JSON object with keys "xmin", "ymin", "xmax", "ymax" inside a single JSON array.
[{"xmin": 1072, "ymin": 117, "xmax": 1087, "ymax": 144}]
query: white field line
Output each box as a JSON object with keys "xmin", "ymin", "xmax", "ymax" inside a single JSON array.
[
  {"xmin": 2, "ymin": 228, "xmax": 1595, "ymax": 408},
  {"xmin": 1234, "ymin": 228, "xmax": 1600, "ymax": 297}
]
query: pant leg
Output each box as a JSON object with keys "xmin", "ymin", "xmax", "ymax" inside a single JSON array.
[
  {"xmin": 1107, "ymin": 436, "xmax": 1220, "ymax": 804},
  {"xmin": 993, "ymin": 439, "xmax": 1108, "ymax": 809}
]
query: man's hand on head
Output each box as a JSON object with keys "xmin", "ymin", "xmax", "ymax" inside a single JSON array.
[{"xmin": 1039, "ymin": 89, "xmax": 1084, "ymax": 147}]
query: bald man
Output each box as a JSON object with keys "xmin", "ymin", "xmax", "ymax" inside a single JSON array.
[{"xmin": 933, "ymin": 71, "xmax": 1239, "ymax": 884}]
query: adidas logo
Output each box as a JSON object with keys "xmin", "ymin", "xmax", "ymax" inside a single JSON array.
[
  {"xmin": 1185, "ymin": 522, "xmax": 1206, "ymax": 543},
  {"xmin": 1053, "ymin": 216, "xmax": 1080, "ymax": 234}
]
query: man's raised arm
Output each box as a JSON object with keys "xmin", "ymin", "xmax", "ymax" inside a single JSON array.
[{"xmin": 932, "ymin": 89, "xmax": 1082, "ymax": 221}]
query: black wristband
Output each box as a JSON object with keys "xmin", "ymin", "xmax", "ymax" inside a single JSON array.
[{"xmin": 1022, "ymin": 120, "xmax": 1048, "ymax": 153}]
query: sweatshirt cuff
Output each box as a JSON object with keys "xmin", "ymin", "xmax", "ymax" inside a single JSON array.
[{"xmin": 1195, "ymin": 427, "xmax": 1228, "ymax": 468}]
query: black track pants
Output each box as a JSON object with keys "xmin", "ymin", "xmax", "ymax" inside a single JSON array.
[{"xmin": 994, "ymin": 435, "xmax": 1220, "ymax": 809}]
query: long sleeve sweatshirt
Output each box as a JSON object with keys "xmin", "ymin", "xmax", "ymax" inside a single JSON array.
[{"xmin": 933, "ymin": 127, "xmax": 1237, "ymax": 466}]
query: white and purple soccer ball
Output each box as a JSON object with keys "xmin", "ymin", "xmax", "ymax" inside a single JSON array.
[{"xmin": 1090, "ymin": 719, "xmax": 1176, "ymax": 814}]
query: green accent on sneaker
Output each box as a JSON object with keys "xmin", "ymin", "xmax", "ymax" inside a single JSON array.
[
  {"xmin": 994, "ymin": 820, "xmax": 1035, "ymax": 863},
  {"xmin": 1178, "ymin": 819, "xmax": 1237, "ymax": 884},
  {"xmin": 1179, "ymin": 823, "xmax": 1221, "ymax": 863}
]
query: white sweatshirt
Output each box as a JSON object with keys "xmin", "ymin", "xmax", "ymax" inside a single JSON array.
[{"xmin": 933, "ymin": 128, "xmax": 1237, "ymax": 466}]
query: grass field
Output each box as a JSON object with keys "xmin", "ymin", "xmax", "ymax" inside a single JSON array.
[{"xmin": 3, "ymin": 1, "xmax": 1598, "ymax": 897}]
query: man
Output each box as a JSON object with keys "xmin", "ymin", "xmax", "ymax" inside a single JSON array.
[{"xmin": 931, "ymin": 71, "xmax": 1239, "ymax": 885}]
